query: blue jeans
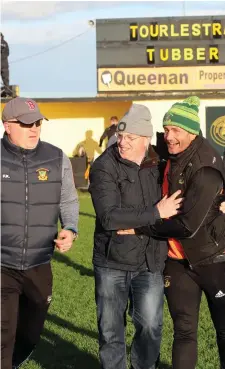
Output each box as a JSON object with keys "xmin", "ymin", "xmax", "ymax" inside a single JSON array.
[{"xmin": 94, "ymin": 266, "xmax": 164, "ymax": 369}]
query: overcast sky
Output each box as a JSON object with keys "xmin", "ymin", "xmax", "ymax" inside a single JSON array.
[{"xmin": 2, "ymin": 0, "xmax": 225, "ymax": 98}]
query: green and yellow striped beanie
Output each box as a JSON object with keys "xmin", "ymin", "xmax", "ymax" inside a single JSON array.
[{"xmin": 163, "ymin": 96, "xmax": 200, "ymax": 135}]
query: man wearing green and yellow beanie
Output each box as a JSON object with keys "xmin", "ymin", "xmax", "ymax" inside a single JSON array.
[
  {"xmin": 150, "ymin": 96, "xmax": 225, "ymax": 369},
  {"xmin": 162, "ymin": 96, "xmax": 201, "ymax": 155}
]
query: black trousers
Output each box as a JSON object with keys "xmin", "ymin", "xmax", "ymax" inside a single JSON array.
[
  {"xmin": 164, "ymin": 258, "xmax": 225, "ymax": 369},
  {"xmin": 1, "ymin": 58, "xmax": 9, "ymax": 87},
  {"xmin": 1, "ymin": 264, "xmax": 52, "ymax": 369}
]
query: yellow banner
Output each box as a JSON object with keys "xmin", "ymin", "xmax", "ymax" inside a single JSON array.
[{"xmin": 98, "ymin": 66, "xmax": 225, "ymax": 92}]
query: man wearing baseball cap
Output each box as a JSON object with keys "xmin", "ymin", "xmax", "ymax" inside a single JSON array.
[
  {"xmin": 89, "ymin": 103, "xmax": 182, "ymax": 369},
  {"xmin": 1, "ymin": 97, "xmax": 79, "ymax": 369}
]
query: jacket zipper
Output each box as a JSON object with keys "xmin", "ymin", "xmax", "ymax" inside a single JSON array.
[
  {"xmin": 167, "ymin": 164, "xmax": 194, "ymax": 269},
  {"xmin": 180, "ymin": 213, "xmax": 221, "ymax": 270},
  {"xmin": 138, "ymin": 169, "xmax": 151, "ymax": 269},
  {"xmin": 21, "ymin": 153, "xmax": 28, "ymax": 270},
  {"xmin": 181, "ymin": 247, "xmax": 193, "ymax": 270},
  {"xmin": 211, "ymin": 236, "xmax": 219, "ymax": 247}
]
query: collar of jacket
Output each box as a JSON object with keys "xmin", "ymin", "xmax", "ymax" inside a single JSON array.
[
  {"xmin": 2, "ymin": 132, "xmax": 41, "ymax": 157},
  {"xmin": 140, "ymin": 145, "xmax": 160, "ymax": 169}
]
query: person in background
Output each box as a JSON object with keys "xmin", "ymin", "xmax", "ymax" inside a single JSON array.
[
  {"xmin": 99, "ymin": 116, "xmax": 118, "ymax": 148},
  {"xmin": 1, "ymin": 33, "xmax": 11, "ymax": 97},
  {"xmin": 1, "ymin": 97, "xmax": 79, "ymax": 369},
  {"xmin": 106, "ymin": 131, "xmax": 117, "ymax": 148}
]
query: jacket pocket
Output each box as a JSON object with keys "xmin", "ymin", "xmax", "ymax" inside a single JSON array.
[
  {"xmin": 208, "ymin": 214, "xmax": 225, "ymax": 246},
  {"xmin": 107, "ymin": 234, "xmax": 144, "ymax": 266},
  {"xmin": 94, "ymin": 232, "xmax": 110, "ymax": 258}
]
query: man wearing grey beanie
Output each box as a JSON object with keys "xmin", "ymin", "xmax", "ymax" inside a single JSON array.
[{"xmin": 89, "ymin": 104, "xmax": 182, "ymax": 369}]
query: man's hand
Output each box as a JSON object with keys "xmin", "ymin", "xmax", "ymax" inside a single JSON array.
[
  {"xmin": 156, "ymin": 190, "xmax": 183, "ymax": 219},
  {"xmin": 220, "ymin": 201, "xmax": 225, "ymax": 214},
  {"xmin": 117, "ymin": 190, "xmax": 183, "ymax": 235},
  {"xmin": 117, "ymin": 229, "xmax": 135, "ymax": 235},
  {"xmin": 54, "ymin": 229, "xmax": 76, "ymax": 253}
]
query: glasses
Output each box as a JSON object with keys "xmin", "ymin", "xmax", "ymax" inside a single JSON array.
[
  {"xmin": 9, "ymin": 120, "xmax": 42, "ymax": 128},
  {"xmin": 116, "ymin": 133, "xmax": 141, "ymax": 143}
]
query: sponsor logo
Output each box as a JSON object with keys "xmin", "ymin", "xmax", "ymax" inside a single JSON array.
[
  {"xmin": 101, "ymin": 71, "xmax": 112, "ymax": 87},
  {"xmin": 98, "ymin": 66, "xmax": 225, "ymax": 92},
  {"xmin": 118, "ymin": 122, "xmax": 126, "ymax": 132},
  {"xmin": 210, "ymin": 115, "xmax": 225, "ymax": 147},
  {"xmin": 215, "ymin": 290, "xmax": 225, "ymax": 298}
]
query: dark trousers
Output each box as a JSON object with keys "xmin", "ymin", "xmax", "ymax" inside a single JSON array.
[
  {"xmin": 164, "ymin": 259, "xmax": 225, "ymax": 369},
  {"xmin": 94, "ymin": 266, "xmax": 164, "ymax": 369},
  {"xmin": 1, "ymin": 264, "xmax": 52, "ymax": 369}
]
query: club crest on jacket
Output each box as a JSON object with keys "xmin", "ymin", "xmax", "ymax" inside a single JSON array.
[
  {"xmin": 164, "ymin": 276, "xmax": 171, "ymax": 288},
  {"xmin": 36, "ymin": 168, "xmax": 49, "ymax": 181}
]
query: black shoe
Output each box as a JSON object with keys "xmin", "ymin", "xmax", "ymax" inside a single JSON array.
[{"xmin": 12, "ymin": 343, "xmax": 35, "ymax": 369}]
